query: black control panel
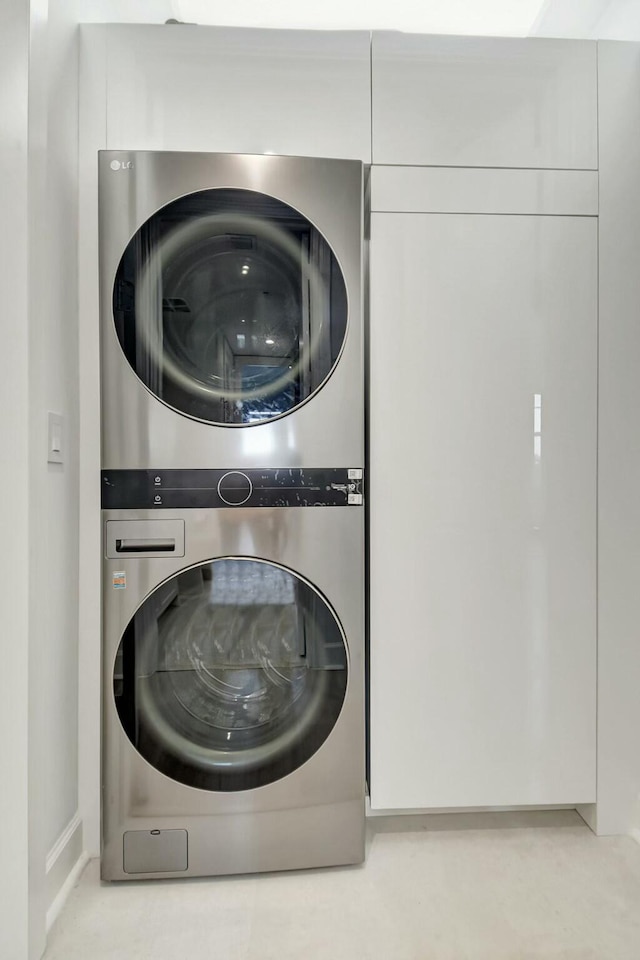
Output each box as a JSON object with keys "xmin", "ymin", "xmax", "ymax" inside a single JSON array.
[{"xmin": 101, "ymin": 468, "xmax": 364, "ymax": 510}]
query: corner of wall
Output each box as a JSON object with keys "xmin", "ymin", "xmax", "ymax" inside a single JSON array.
[
  {"xmin": 595, "ymin": 38, "xmax": 640, "ymax": 838},
  {"xmin": 576, "ymin": 803, "xmax": 597, "ymax": 833}
]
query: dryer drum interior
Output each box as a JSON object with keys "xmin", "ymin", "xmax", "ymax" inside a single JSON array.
[
  {"xmin": 114, "ymin": 558, "xmax": 348, "ymax": 792},
  {"xmin": 113, "ymin": 188, "xmax": 348, "ymax": 426}
]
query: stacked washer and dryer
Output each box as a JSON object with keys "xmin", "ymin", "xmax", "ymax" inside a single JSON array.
[{"xmin": 99, "ymin": 152, "xmax": 366, "ymax": 880}]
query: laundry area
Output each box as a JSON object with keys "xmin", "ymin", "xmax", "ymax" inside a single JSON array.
[{"xmin": 4, "ymin": 3, "xmax": 640, "ymax": 959}]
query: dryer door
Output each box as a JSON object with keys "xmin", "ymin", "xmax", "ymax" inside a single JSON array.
[
  {"xmin": 112, "ymin": 189, "xmax": 348, "ymax": 426},
  {"xmin": 113, "ymin": 558, "xmax": 348, "ymax": 792}
]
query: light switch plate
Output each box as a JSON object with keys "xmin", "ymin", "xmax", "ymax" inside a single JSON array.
[{"xmin": 48, "ymin": 412, "xmax": 63, "ymax": 464}]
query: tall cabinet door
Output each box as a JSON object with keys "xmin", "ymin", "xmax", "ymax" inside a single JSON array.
[{"xmin": 369, "ymin": 212, "xmax": 597, "ymax": 810}]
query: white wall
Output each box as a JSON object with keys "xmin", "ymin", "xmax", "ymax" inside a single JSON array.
[
  {"xmin": 76, "ymin": 0, "xmax": 640, "ymax": 38},
  {"xmin": 534, "ymin": 0, "xmax": 640, "ymax": 39},
  {"xmin": 81, "ymin": 0, "xmax": 173, "ymax": 20},
  {"xmin": 595, "ymin": 1, "xmax": 640, "ymax": 38},
  {"xmin": 0, "ymin": 1, "xmax": 36, "ymax": 956},
  {"xmin": 36, "ymin": 0, "xmax": 86, "ymax": 925},
  {"xmin": 37, "ymin": 0, "xmax": 81, "ymax": 861},
  {"xmin": 171, "ymin": 0, "xmax": 544, "ymax": 34},
  {"xmin": 1, "ymin": 1, "xmax": 85, "ymax": 956},
  {"xmin": 596, "ymin": 39, "xmax": 640, "ymax": 837}
]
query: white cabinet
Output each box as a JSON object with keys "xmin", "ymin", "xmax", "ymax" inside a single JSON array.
[
  {"xmin": 369, "ymin": 209, "xmax": 597, "ymax": 810},
  {"xmin": 371, "ymin": 33, "xmax": 597, "ymax": 169},
  {"xmin": 371, "ymin": 166, "xmax": 599, "ymax": 217},
  {"xmin": 103, "ymin": 25, "xmax": 371, "ymax": 161}
]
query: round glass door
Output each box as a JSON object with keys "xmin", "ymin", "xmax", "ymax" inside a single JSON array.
[
  {"xmin": 113, "ymin": 189, "xmax": 348, "ymax": 425},
  {"xmin": 113, "ymin": 558, "xmax": 348, "ymax": 791}
]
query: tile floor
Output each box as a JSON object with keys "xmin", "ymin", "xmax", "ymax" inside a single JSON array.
[{"xmin": 44, "ymin": 810, "xmax": 640, "ymax": 960}]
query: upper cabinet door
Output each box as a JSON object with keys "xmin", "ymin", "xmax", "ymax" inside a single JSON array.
[
  {"xmin": 105, "ymin": 26, "xmax": 371, "ymax": 161},
  {"xmin": 372, "ymin": 34, "xmax": 597, "ymax": 169}
]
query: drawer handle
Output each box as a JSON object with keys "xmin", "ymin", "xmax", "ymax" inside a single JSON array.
[{"xmin": 115, "ymin": 538, "xmax": 176, "ymax": 553}]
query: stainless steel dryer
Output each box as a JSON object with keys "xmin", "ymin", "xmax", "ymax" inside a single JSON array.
[
  {"xmin": 101, "ymin": 468, "xmax": 364, "ymax": 880},
  {"xmin": 99, "ymin": 151, "xmax": 365, "ymax": 470}
]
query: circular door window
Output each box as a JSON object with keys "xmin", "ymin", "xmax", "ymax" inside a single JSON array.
[
  {"xmin": 113, "ymin": 558, "xmax": 348, "ymax": 792},
  {"xmin": 112, "ymin": 189, "xmax": 348, "ymax": 425}
]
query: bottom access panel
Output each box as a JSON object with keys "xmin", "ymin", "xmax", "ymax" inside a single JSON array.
[{"xmin": 123, "ymin": 829, "xmax": 188, "ymax": 874}]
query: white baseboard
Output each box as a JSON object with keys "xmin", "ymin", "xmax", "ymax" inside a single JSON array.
[
  {"xmin": 365, "ymin": 798, "xmax": 576, "ymax": 817},
  {"xmin": 45, "ymin": 813, "xmax": 88, "ymax": 933}
]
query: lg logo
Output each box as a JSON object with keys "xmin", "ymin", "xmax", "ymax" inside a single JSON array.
[{"xmin": 110, "ymin": 159, "xmax": 134, "ymax": 171}]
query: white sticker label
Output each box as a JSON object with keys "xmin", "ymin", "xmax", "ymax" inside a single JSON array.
[
  {"xmin": 348, "ymin": 468, "xmax": 363, "ymax": 480},
  {"xmin": 348, "ymin": 493, "xmax": 363, "ymax": 505},
  {"xmin": 112, "ymin": 571, "xmax": 126, "ymax": 590}
]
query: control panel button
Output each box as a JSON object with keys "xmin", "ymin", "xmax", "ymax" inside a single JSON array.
[{"xmin": 217, "ymin": 471, "xmax": 253, "ymax": 506}]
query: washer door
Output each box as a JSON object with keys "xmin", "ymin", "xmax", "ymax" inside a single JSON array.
[
  {"xmin": 112, "ymin": 189, "xmax": 348, "ymax": 425},
  {"xmin": 114, "ymin": 558, "xmax": 348, "ymax": 792}
]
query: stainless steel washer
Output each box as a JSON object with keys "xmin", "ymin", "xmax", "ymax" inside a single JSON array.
[
  {"xmin": 99, "ymin": 151, "xmax": 365, "ymax": 470},
  {"xmin": 101, "ymin": 468, "xmax": 364, "ymax": 880}
]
